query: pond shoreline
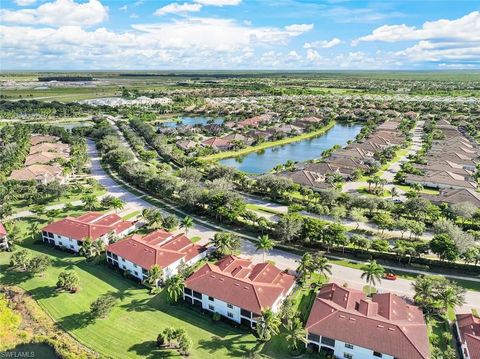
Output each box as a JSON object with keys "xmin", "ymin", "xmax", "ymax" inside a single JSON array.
[{"xmin": 199, "ymin": 120, "xmax": 337, "ymax": 161}]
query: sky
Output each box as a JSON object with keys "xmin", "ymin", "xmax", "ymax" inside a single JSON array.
[{"xmin": 0, "ymin": 0, "xmax": 479, "ymax": 70}]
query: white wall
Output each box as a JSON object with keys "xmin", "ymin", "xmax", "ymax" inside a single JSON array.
[
  {"xmin": 307, "ymin": 335, "xmax": 394, "ymax": 359},
  {"xmin": 201, "ymin": 294, "xmax": 242, "ymax": 324}
]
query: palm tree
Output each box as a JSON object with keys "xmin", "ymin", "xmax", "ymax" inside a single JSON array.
[
  {"xmin": 145, "ymin": 264, "xmax": 163, "ymax": 289},
  {"xmin": 81, "ymin": 194, "xmax": 98, "ymax": 211},
  {"xmin": 313, "ymin": 255, "xmax": 332, "ymax": 280},
  {"xmin": 181, "ymin": 216, "xmax": 194, "ymax": 235},
  {"xmin": 284, "ymin": 316, "xmax": 307, "ymax": 352},
  {"xmin": 110, "ymin": 197, "xmax": 124, "ymax": 213},
  {"xmin": 256, "ymin": 308, "xmax": 281, "ymax": 342},
  {"xmin": 165, "ymin": 275, "xmax": 185, "ymax": 303},
  {"xmin": 437, "ymin": 285, "xmax": 465, "ymax": 315},
  {"xmin": 28, "ymin": 222, "xmax": 39, "ymax": 240},
  {"xmin": 360, "ymin": 260, "xmax": 385, "ymax": 296},
  {"xmin": 79, "ymin": 237, "xmax": 94, "ymax": 258},
  {"xmin": 390, "ymin": 186, "xmax": 399, "ymax": 198},
  {"xmin": 297, "ymin": 253, "xmax": 314, "ymax": 284},
  {"xmin": 255, "ymin": 235, "xmax": 275, "ymax": 262},
  {"xmin": 209, "ymin": 232, "xmax": 240, "ymax": 257}
]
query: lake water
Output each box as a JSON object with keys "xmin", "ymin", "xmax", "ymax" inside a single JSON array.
[
  {"xmin": 160, "ymin": 116, "xmax": 224, "ymax": 128},
  {"xmin": 219, "ymin": 122, "xmax": 362, "ymax": 174},
  {"xmin": 55, "ymin": 121, "xmax": 93, "ymax": 130}
]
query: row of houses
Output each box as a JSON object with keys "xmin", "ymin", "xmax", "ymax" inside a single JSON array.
[
  {"xmin": 39, "ymin": 211, "xmax": 479, "ymax": 359},
  {"xmin": 283, "ymin": 118, "xmax": 407, "ymax": 190},
  {"xmin": 176, "ymin": 115, "xmax": 325, "ymax": 153},
  {"xmin": 9, "ymin": 134, "xmax": 70, "ymax": 184},
  {"xmin": 406, "ymin": 119, "xmax": 479, "ymax": 194}
]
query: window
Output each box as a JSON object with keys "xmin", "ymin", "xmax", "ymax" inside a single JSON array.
[
  {"xmin": 227, "ymin": 312, "xmax": 233, "ymax": 318},
  {"xmin": 373, "ymin": 352, "xmax": 382, "ymax": 358},
  {"xmin": 133, "ymin": 264, "xmax": 138, "ymax": 268},
  {"xmin": 134, "ymin": 271, "xmax": 138, "ymax": 276},
  {"xmin": 227, "ymin": 303, "xmax": 233, "ymax": 309},
  {"xmin": 208, "ymin": 305, "xmax": 214, "ymax": 311},
  {"xmin": 345, "ymin": 343, "xmax": 354, "ymax": 349},
  {"xmin": 321, "ymin": 336, "xmax": 335, "ymax": 347},
  {"xmin": 307, "ymin": 333, "xmax": 320, "ymax": 342},
  {"xmin": 344, "ymin": 354, "xmax": 353, "ymax": 359},
  {"xmin": 193, "ymin": 291, "xmax": 202, "ymax": 299},
  {"xmin": 208, "ymin": 296, "xmax": 214, "ymax": 301},
  {"xmin": 70, "ymin": 245, "xmax": 74, "ymax": 249},
  {"xmin": 184, "ymin": 288, "xmax": 192, "ymax": 296},
  {"xmin": 241, "ymin": 309, "xmax": 252, "ymax": 318},
  {"xmin": 122, "ymin": 265, "xmax": 126, "ymax": 269}
]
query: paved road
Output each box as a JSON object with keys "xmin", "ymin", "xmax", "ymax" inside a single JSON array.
[
  {"xmin": 343, "ymin": 120, "xmax": 425, "ymax": 201},
  {"xmin": 83, "ymin": 140, "xmax": 479, "ymax": 312}
]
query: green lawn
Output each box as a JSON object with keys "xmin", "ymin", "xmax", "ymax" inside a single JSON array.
[
  {"xmin": 198, "ymin": 121, "xmax": 336, "ymax": 161},
  {"xmin": 0, "ymin": 237, "xmax": 260, "ymax": 358},
  {"xmin": 0, "ymin": 215, "xmax": 301, "ymax": 359},
  {"xmin": 396, "ymin": 184, "xmax": 439, "ymax": 195}
]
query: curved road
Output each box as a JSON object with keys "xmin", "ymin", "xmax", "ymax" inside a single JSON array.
[{"xmin": 83, "ymin": 139, "xmax": 480, "ymax": 312}]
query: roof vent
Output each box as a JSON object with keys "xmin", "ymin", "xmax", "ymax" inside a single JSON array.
[
  {"xmin": 377, "ymin": 325, "xmax": 384, "ymax": 328},
  {"xmin": 388, "ymin": 328, "xmax": 395, "ymax": 331},
  {"xmin": 349, "ymin": 318, "xmax": 356, "ymax": 322},
  {"xmin": 339, "ymin": 315, "xmax": 345, "ymax": 319}
]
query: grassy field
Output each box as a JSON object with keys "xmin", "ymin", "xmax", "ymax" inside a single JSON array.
[
  {"xmin": 396, "ymin": 184, "xmax": 439, "ymax": 195},
  {"xmin": 199, "ymin": 121, "xmax": 336, "ymax": 161},
  {"xmin": 0, "ymin": 214, "xmax": 307, "ymax": 359}
]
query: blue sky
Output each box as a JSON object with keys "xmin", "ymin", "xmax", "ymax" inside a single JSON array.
[{"xmin": 1, "ymin": 0, "xmax": 479, "ymax": 70}]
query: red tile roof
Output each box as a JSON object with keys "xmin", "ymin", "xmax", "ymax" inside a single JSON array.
[
  {"xmin": 306, "ymin": 283, "xmax": 430, "ymax": 359},
  {"xmin": 9, "ymin": 164, "xmax": 64, "ymax": 182},
  {"xmin": 106, "ymin": 229, "xmax": 207, "ymax": 270},
  {"xmin": 30, "ymin": 135, "xmax": 60, "ymax": 146},
  {"xmin": 0, "ymin": 223, "xmax": 6, "ymax": 237},
  {"xmin": 185, "ymin": 255, "xmax": 296, "ymax": 314},
  {"xmin": 42, "ymin": 212, "xmax": 134, "ymax": 241},
  {"xmin": 457, "ymin": 314, "xmax": 480, "ymax": 359}
]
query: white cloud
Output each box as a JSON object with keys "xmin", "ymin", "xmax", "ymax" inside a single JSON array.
[
  {"xmin": 119, "ymin": 5, "xmax": 127, "ymax": 12},
  {"xmin": 304, "ymin": 37, "xmax": 342, "ymax": 49},
  {"xmin": 355, "ymin": 11, "xmax": 480, "ymax": 44},
  {"xmin": 14, "ymin": 0, "xmax": 37, "ymax": 6},
  {"xmin": 0, "ymin": 17, "xmax": 313, "ymax": 69},
  {"xmin": 284, "ymin": 23, "xmax": 314, "ymax": 35},
  {"xmin": 194, "ymin": 0, "xmax": 241, "ymax": 5},
  {"xmin": 0, "ymin": 0, "xmax": 108, "ymax": 27},
  {"xmin": 287, "ymin": 50, "xmax": 301, "ymax": 61},
  {"xmin": 154, "ymin": 2, "xmax": 202, "ymax": 16}
]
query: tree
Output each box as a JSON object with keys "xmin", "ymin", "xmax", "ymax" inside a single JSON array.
[
  {"xmin": 255, "ymin": 235, "xmax": 275, "ymax": 262},
  {"xmin": 9, "ymin": 250, "xmax": 30, "ymax": 271},
  {"xmin": 437, "ymin": 284, "xmax": 466, "ymax": 314},
  {"xmin": 430, "ymin": 234, "xmax": 459, "ymax": 262},
  {"xmin": 90, "ymin": 295, "xmax": 116, "ymax": 319},
  {"xmin": 79, "ymin": 237, "xmax": 104, "ymax": 259},
  {"xmin": 256, "ymin": 308, "xmax": 281, "ymax": 342},
  {"xmin": 274, "ymin": 214, "xmax": 303, "ymax": 243},
  {"xmin": 372, "ymin": 213, "xmax": 394, "ymax": 234},
  {"xmin": 145, "ymin": 264, "xmax": 163, "ymax": 289},
  {"xmin": 57, "ymin": 271, "xmax": 80, "ymax": 292},
  {"xmin": 313, "ymin": 255, "xmax": 332, "ymax": 280},
  {"xmin": 165, "ymin": 275, "xmax": 184, "ymax": 303},
  {"xmin": 26, "ymin": 255, "xmax": 51, "ymax": 275},
  {"xmin": 284, "ymin": 316, "xmax": 307, "ymax": 352},
  {"xmin": 297, "ymin": 253, "xmax": 314, "ymax": 284},
  {"xmin": 28, "ymin": 222, "xmax": 39, "ymax": 241},
  {"xmin": 349, "ymin": 208, "xmax": 367, "ymax": 230},
  {"xmin": 350, "ymin": 234, "xmax": 369, "ymax": 253},
  {"xmin": 360, "ymin": 260, "xmax": 384, "ymax": 296},
  {"xmin": 450, "ymin": 202, "xmax": 477, "ymax": 224},
  {"xmin": 209, "ymin": 232, "xmax": 240, "ymax": 257},
  {"xmin": 163, "ymin": 215, "xmax": 179, "ymax": 231},
  {"xmin": 181, "ymin": 216, "xmax": 194, "ymax": 235},
  {"xmin": 110, "ymin": 197, "xmax": 125, "ymax": 212},
  {"xmin": 81, "ymin": 194, "xmax": 98, "ymax": 211}
]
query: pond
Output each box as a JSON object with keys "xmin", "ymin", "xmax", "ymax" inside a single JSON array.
[
  {"xmin": 159, "ymin": 116, "xmax": 224, "ymax": 128},
  {"xmin": 219, "ymin": 122, "xmax": 362, "ymax": 174},
  {"xmin": 1, "ymin": 343, "xmax": 61, "ymax": 359}
]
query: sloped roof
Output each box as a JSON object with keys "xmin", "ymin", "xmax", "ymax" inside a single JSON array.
[
  {"xmin": 9, "ymin": 164, "xmax": 63, "ymax": 182},
  {"xmin": 25, "ymin": 151, "xmax": 68, "ymax": 166},
  {"xmin": 185, "ymin": 255, "xmax": 296, "ymax": 314},
  {"xmin": 30, "ymin": 142, "xmax": 70, "ymax": 155},
  {"xmin": 457, "ymin": 314, "xmax": 480, "ymax": 359},
  {"xmin": 0, "ymin": 223, "xmax": 6, "ymax": 237},
  {"xmin": 107, "ymin": 229, "xmax": 207, "ymax": 270},
  {"xmin": 30, "ymin": 135, "xmax": 60, "ymax": 146},
  {"xmin": 42, "ymin": 212, "xmax": 134, "ymax": 241},
  {"xmin": 306, "ymin": 283, "xmax": 430, "ymax": 359}
]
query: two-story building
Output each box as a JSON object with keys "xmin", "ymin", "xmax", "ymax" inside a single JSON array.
[
  {"xmin": 305, "ymin": 283, "xmax": 430, "ymax": 359},
  {"xmin": 105, "ymin": 229, "xmax": 208, "ymax": 285},
  {"xmin": 41, "ymin": 212, "xmax": 136, "ymax": 253},
  {"xmin": 183, "ymin": 255, "xmax": 296, "ymax": 329},
  {"xmin": 456, "ymin": 313, "xmax": 480, "ymax": 359}
]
